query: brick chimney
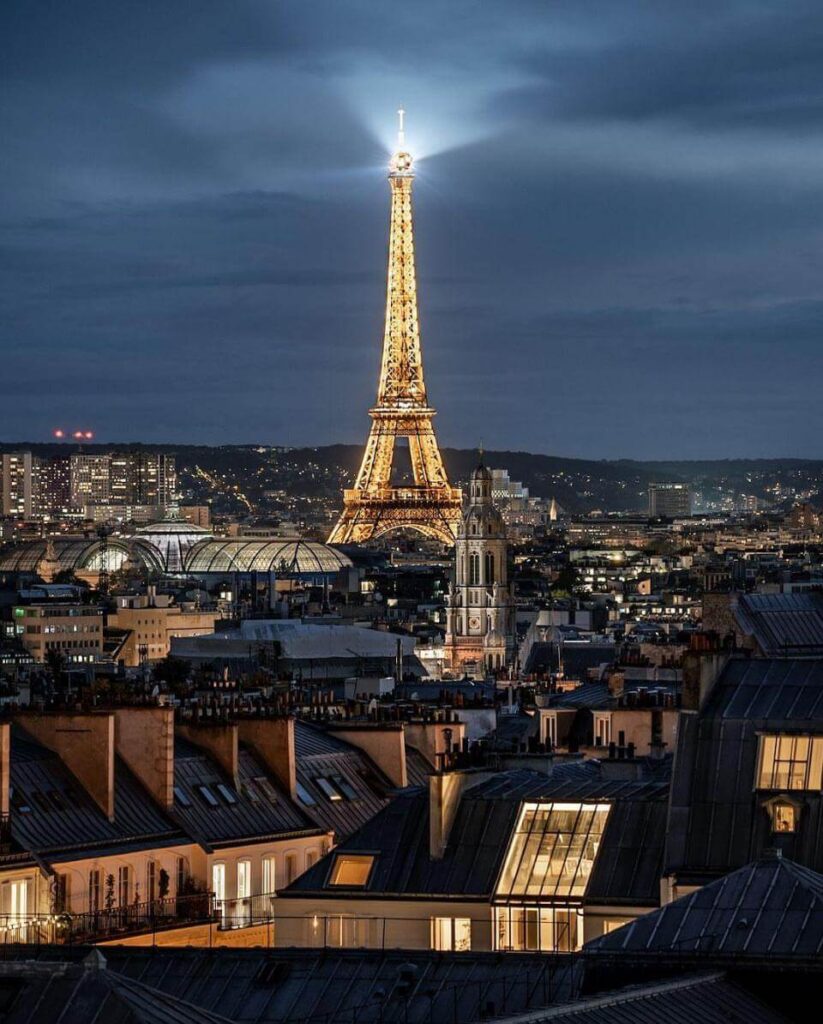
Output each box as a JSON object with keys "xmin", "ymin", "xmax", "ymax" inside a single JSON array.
[
  {"xmin": 113, "ymin": 707, "xmax": 175, "ymax": 810},
  {"xmin": 405, "ymin": 716, "xmax": 466, "ymax": 769},
  {"xmin": 19, "ymin": 712, "xmax": 115, "ymax": 821},
  {"xmin": 176, "ymin": 721, "xmax": 239, "ymax": 789},
  {"xmin": 237, "ymin": 716, "xmax": 296, "ymax": 800},
  {"xmin": 327, "ymin": 722, "xmax": 407, "ymax": 788}
]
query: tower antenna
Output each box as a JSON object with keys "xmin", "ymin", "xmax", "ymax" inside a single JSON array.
[{"xmin": 397, "ymin": 107, "xmax": 405, "ymax": 149}]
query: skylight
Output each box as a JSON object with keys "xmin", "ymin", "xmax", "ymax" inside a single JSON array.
[
  {"xmin": 296, "ymin": 781, "xmax": 317, "ymax": 807},
  {"xmin": 316, "ymin": 777, "xmax": 343, "ymax": 802},
  {"xmin": 328, "ymin": 854, "xmax": 375, "ymax": 887},
  {"xmin": 216, "ymin": 784, "xmax": 238, "ymax": 805},
  {"xmin": 174, "ymin": 786, "xmax": 192, "ymax": 808},
  {"xmin": 496, "ymin": 802, "xmax": 611, "ymax": 899},
  {"xmin": 198, "ymin": 785, "xmax": 219, "ymax": 808}
]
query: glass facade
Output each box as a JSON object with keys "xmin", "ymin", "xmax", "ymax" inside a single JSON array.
[
  {"xmin": 494, "ymin": 906, "xmax": 581, "ymax": 952},
  {"xmin": 496, "ymin": 802, "xmax": 610, "ymax": 899}
]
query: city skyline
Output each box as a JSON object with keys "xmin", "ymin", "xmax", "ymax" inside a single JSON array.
[{"xmin": 3, "ymin": 2, "xmax": 823, "ymax": 459}]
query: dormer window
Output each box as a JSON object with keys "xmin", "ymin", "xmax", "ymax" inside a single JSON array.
[
  {"xmin": 328, "ymin": 854, "xmax": 374, "ymax": 887},
  {"xmin": 771, "ymin": 801, "xmax": 797, "ymax": 834},
  {"xmin": 756, "ymin": 734, "xmax": 823, "ymax": 791}
]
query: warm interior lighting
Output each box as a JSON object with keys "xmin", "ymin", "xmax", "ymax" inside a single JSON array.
[{"xmin": 328, "ymin": 854, "xmax": 374, "ymax": 887}]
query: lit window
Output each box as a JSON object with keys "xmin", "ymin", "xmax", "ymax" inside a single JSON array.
[
  {"xmin": 770, "ymin": 800, "xmax": 797, "ymax": 834},
  {"xmin": 316, "ymin": 777, "xmax": 343, "ymax": 802},
  {"xmin": 496, "ymin": 802, "xmax": 611, "ymax": 898},
  {"xmin": 328, "ymin": 854, "xmax": 374, "ymax": 887},
  {"xmin": 262, "ymin": 855, "xmax": 276, "ymax": 894},
  {"xmin": 594, "ymin": 714, "xmax": 611, "ymax": 747},
  {"xmin": 494, "ymin": 906, "xmax": 580, "ymax": 952},
  {"xmin": 431, "ymin": 917, "xmax": 471, "ymax": 951},
  {"xmin": 237, "ymin": 859, "xmax": 251, "ymax": 899},
  {"xmin": 757, "ymin": 735, "xmax": 823, "ymax": 791}
]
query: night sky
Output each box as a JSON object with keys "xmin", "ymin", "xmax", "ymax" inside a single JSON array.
[{"xmin": 3, "ymin": 1, "xmax": 823, "ymax": 459}]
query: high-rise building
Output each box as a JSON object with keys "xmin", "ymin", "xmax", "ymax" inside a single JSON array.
[
  {"xmin": 648, "ymin": 482, "xmax": 692, "ymax": 518},
  {"xmin": 34, "ymin": 456, "xmax": 73, "ymax": 518},
  {"xmin": 1, "ymin": 452, "xmax": 35, "ymax": 518},
  {"xmin": 70, "ymin": 452, "xmax": 176, "ymax": 510},
  {"xmin": 444, "ymin": 460, "xmax": 516, "ymax": 675}
]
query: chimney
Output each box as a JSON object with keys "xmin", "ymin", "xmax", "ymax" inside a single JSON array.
[
  {"xmin": 19, "ymin": 712, "xmax": 115, "ymax": 821},
  {"xmin": 606, "ymin": 670, "xmax": 625, "ymax": 697},
  {"xmin": 176, "ymin": 720, "xmax": 239, "ymax": 789},
  {"xmin": 682, "ymin": 650, "xmax": 729, "ymax": 711},
  {"xmin": 327, "ymin": 722, "xmax": 407, "ymax": 788},
  {"xmin": 237, "ymin": 716, "xmax": 296, "ymax": 800},
  {"xmin": 429, "ymin": 770, "xmax": 493, "ymax": 859},
  {"xmin": 113, "ymin": 707, "xmax": 174, "ymax": 810},
  {"xmin": 405, "ymin": 719, "xmax": 466, "ymax": 769}
]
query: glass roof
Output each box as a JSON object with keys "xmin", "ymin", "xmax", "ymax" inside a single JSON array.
[
  {"xmin": 184, "ymin": 539, "xmax": 353, "ymax": 574},
  {"xmin": 0, "ymin": 538, "xmax": 163, "ymax": 574},
  {"xmin": 496, "ymin": 801, "xmax": 611, "ymax": 899}
]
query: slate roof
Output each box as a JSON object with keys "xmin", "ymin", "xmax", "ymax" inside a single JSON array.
[
  {"xmin": 545, "ymin": 682, "xmax": 613, "ymax": 710},
  {"xmin": 734, "ymin": 592, "xmax": 823, "ymax": 656},
  {"xmin": 292, "ymin": 721, "xmax": 391, "ymax": 840},
  {"xmin": 171, "ymin": 736, "xmax": 317, "ymax": 848},
  {"xmin": 105, "ymin": 947, "xmax": 580, "ymax": 1024},
  {"xmin": 494, "ymin": 973, "xmax": 792, "ymax": 1024},
  {"xmin": 665, "ymin": 658, "xmax": 823, "ymax": 878},
  {"xmin": 0, "ymin": 953, "xmax": 233, "ymax": 1024},
  {"xmin": 525, "ymin": 643, "xmax": 615, "ymax": 680},
  {"xmin": 7, "ymin": 726, "xmax": 184, "ymax": 861},
  {"xmin": 586, "ymin": 855, "xmax": 823, "ymax": 961},
  {"xmin": 282, "ymin": 765, "xmax": 668, "ymax": 905}
]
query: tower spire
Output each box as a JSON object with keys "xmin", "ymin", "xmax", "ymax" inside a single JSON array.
[
  {"xmin": 328, "ymin": 115, "xmax": 462, "ymax": 547},
  {"xmin": 397, "ymin": 107, "xmax": 405, "ymax": 150}
]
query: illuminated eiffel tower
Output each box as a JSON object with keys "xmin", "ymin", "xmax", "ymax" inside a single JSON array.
[{"xmin": 328, "ymin": 112, "xmax": 462, "ymax": 546}]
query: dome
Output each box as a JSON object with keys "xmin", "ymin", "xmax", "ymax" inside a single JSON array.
[
  {"xmin": 134, "ymin": 519, "xmax": 213, "ymax": 573},
  {"xmin": 184, "ymin": 538, "xmax": 353, "ymax": 576},
  {"xmin": 0, "ymin": 536, "xmax": 163, "ymax": 575}
]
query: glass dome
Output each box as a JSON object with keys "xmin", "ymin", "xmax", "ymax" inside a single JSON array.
[
  {"xmin": 134, "ymin": 520, "xmax": 213, "ymax": 573},
  {"xmin": 0, "ymin": 537, "xmax": 163, "ymax": 574},
  {"xmin": 184, "ymin": 538, "xmax": 353, "ymax": 576}
]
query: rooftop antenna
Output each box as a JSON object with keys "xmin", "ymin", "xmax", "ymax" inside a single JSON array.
[{"xmin": 397, "ymin": 107, "xmax": 405, "ymax": 149}]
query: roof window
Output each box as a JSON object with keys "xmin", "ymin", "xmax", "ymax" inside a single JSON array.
[{"xmin": 328, "ymin": 854, "xmax": 374, "ymax": 887}]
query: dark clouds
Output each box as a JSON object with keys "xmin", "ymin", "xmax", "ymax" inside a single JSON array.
[{"xmin": 1, "ymin": 0, "xmax": 822, "ymax": 457}]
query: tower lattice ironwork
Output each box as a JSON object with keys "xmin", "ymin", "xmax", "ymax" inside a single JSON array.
[{"xmin": 328, "ymin": 114, "xmax": 462, "ymax": 546}]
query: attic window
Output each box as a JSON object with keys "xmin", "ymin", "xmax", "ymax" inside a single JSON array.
[
  {"xmin": 316, "ymin": 777, "xmax": 344, "ymax": 802},
  {"xmin": 216, "ymin": 784, "xmax": 238, "ymax": 805},
  {"xmin": 198, "ymin": 785, "xmax": 219, "ymax": 808},
  {"xmin": 768, "ymin": 799, "xmax": 798, "ymax": 834},
  {"xmin": 757, "ymin": 734, "xmax": 823, "ymax": 791},
  {"xmin": 173, "ymin": 787, "xmax": 192, "ymax": 808},
  {"xmin": 328, "ymin": 854, "xmax": 374, "ymax": 887},
  {"xmin": 296, "ymin": 782, "xmax": 316, "ymax": 807},
  {"xmin": 331, "ymin": 775, "xmax": 358, "ymax": 801}
]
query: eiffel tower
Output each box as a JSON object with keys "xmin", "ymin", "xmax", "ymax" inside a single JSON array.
[{"xmin": 328, "ymin": 112, "xmax": 462, "ymax": 546}]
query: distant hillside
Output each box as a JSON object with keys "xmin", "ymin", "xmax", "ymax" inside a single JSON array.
[{"xmin": 2, "ymin": 441, "xmax": 822, "ymax": 514}]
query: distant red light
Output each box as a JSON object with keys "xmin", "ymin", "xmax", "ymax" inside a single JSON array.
[
  {"xmin": 53, "ymin": 429, "xmax": 65, "ymax": 438},
  {"xmin": 73, "ymin": 431, "xmax": 84, "ymax": 439},
  {"xmin": 84, "ymin": 431, "xmax": 94, "ymax": 440}
]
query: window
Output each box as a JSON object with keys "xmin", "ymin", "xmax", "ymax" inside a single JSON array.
[
  {"xmin": 316, "ymin": 777, "xmax": 343, "ymax": 802},
  {"xmin": 198, "ymin": 785, "xmax": 220, "ymax": 807},
  {"xmin": 237, "ymin": 860, "xmax": 251, "ymax": 900},
  {"xmin": 89, "ymin": 869, "xmax": 101, "ymax": 914},
  {"xmin": 757, "ymin": 735, "xmax": 823, "ymax": 791},
  {"xmin": 769, "ymin": 800, "xmax": 798, "ymax": 834},
  {"xmin": 118, "ymin": 866, "xmax": 131, "ymax": 907},
  {"xmin": 285, "ymin": 853, "xmax": 297, "ymax": 885},
  {"xmin": 173, "ymin": 786, "xmax": 192, "ymax": 808},
  {"xmin": 469, "ymin": 553, "xmax": 480, "ymax": 585},
  {"xmin": 543, "ymin": 714, "xmax": 557, "ymax": 749},
  {"xmin": 176, "ymin": 857, "xmax": 187, "ymax": 895},
  {"xmin": 212, "ymin": 863, "xmax": 226, "ymax": 902},
  {"xmin": 494, "ymin": 906, "xmax": 580, "ymax": 952},
  {"xmin": 485, "ymin": 552, "xmax": 495, "ymax": 585},
  {"xmin": 146, "ymin": 861, "xmax": 157, "ymax": 903},
  {"xmin": 262, "ymin": 855, "xmax": 276, "ymax": 894},
  {"xmin": 295, "ymin": 781, "xmax": 316, "ymax": 806},
  {"xmin": 9, "ymin": 880, "xmax": 30, "ymax": 923},
  {"xmin": 496, "ymin": 802, "xmax": 611, "ymax": 898},
  {"xmin": 431, "ymin": 917, "xmax": 471, "ymax": 951},
  {"xmin": 594, "ymin": 714, "xmax": 612, "ymax": 747},
  {"xmin": 332, "ymin": 775, "xmax": 359, "ymax": 801},
  {"xmin": 306, "ymin": 849, "xmax": 318, "ymax": 869},
  {"xmin": 328, "ymin": 854, "xmax": 374, "ymax": 887},
  {"xmin": 217, "ymin": 784, "xmax": 238, "ymax": 805}
]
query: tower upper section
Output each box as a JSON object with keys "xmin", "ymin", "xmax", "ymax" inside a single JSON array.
[{"xmin": 376, "ymin": 114, "xmax": 428, "ymax": 408}]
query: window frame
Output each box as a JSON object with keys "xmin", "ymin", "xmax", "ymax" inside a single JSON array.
[{"xmin": 327, "ymin": 853, "xmax": 376, "ymax": 888}]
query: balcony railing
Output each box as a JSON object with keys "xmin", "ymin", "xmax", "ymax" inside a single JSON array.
[{"xmin": 0, "ymin": 892, "xmax": 215, "ymax": 946}]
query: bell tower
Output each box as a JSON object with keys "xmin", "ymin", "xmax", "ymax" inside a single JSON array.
[
  {"xmin": 444, "ymin": 459, "xmax": 516, "ymax": 675},
  {"xmin": 328, "ymin": 112, "xmax": 462, "ymax": 546}
]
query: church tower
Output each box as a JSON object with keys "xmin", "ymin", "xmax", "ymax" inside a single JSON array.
[{"xmin": 444, "ymin": 459, "xmax": 516, "ymax": 675}]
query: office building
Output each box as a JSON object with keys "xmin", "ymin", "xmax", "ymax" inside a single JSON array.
[
  {"xmin": 1, "ymin": 452, "xmax": 35, "ymax": 518},
  {"xmin": 648, "ymin": 482, "xmax": 692, "ymax": 517}
]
